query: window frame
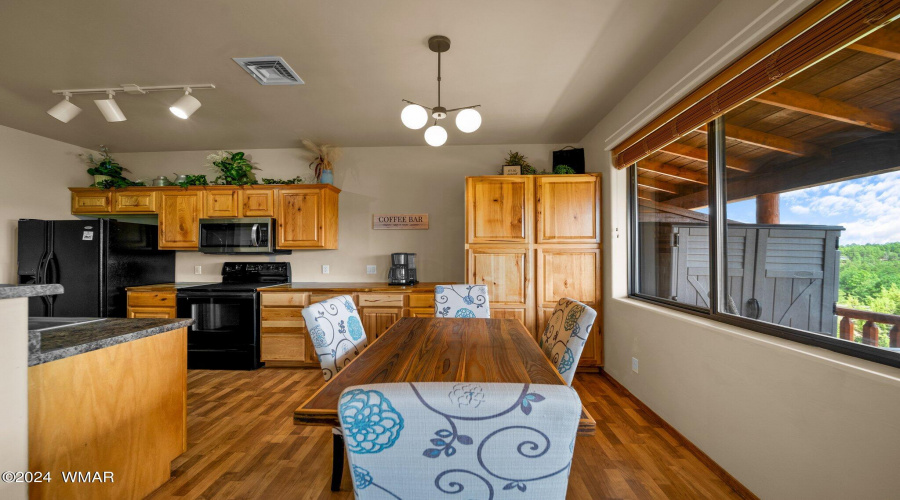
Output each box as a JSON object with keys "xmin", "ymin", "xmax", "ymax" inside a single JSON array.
[{"xmin": 627, "ymin": 117, "xmax": 900, "ymax": 370}]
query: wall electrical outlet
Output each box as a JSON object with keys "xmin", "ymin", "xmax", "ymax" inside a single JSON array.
[
  {"xmin": 366, "ymin": 265, "xmax": 377, "ymax": 275},
  {"xmin": 632, "ymin": 357, "xmax": 639, "ymax": 373},
  {"xmin": 194, "ymin": 265, "xmax": 202, "ymax": 275},
  {"xmin": 322, "ymin": 265, "xmax": 330, "ymax": 274}
]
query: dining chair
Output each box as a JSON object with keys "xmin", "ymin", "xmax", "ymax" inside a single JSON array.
[
  {"xmin": 539, "ymin": 298, "xmax": 598, "ymax": 385},
  {"xmin": 301, "ymin": 294, "xmax": 370, "ymax": 490},
  {"xmin": 338, "ymin": 382, "xmax": 581, "ymax": 499},
  {"xmin": 434, "ymin": 284, "xmax": 490, "ymax": 318}
]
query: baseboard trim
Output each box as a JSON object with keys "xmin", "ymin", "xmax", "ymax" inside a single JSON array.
[{"xmin": 599, "ymin": 370, "xmax": 759, "ymax": 500}]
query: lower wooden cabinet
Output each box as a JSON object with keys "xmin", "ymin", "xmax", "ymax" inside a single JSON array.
[
  {"xmin": 259, "ymin": 292, "xmax": 317, "ymax": 367},
  {"xmin": 359, "ymin": 307, "xmax": 402, "ymax": 341},
  {"xmin": 126, "ymin": 290, "xmax": 177, "ymax": 318}
]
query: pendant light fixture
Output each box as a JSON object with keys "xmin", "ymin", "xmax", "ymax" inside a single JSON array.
[
  {"xmin": 47, "ymin": 84, "xmax": 215, "ymax": 123},
  {"xmin": 401, "ymin": 35, "xmax": 481, "ymax": 146}
]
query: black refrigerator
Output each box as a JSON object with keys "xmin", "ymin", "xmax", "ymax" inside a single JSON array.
[{"xmin": 17, "ymin": 219, "xmax": 175, "ymax": 318}]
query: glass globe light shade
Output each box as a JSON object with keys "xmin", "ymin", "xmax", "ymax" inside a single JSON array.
[
  {"xmin": 401, "ymin": 104, "xmax": 428, "ymax": 129},
  {"xmin": 455, "ymin": 108, "xmax": 482, "ymax": 133},
  {"xmin": 424, "ymin": 125, "xmax": 448, "ymax": 147}
]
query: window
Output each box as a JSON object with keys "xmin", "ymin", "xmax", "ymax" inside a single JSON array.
[{"xmin": 629, "ymin": 19, "xmax": 900, "ymax": 368}]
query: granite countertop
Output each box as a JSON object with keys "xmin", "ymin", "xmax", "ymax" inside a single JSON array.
[
  {"xmin": 0, "ymin": 284, "xmax": 64, "ymax": 299},
  {"xmin": 28, "ymin": 317, "xmax": 193, "ymax": 366},
  {"xmin": 260, "ymin": 282, "xmax": 442, "ymax": 293}
]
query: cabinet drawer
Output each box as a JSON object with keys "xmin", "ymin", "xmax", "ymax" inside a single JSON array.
[
  {"xmin": 114, "ymin": 190, "xmax": 157, "ymax": 213},
  {"xmin": 260, "ymin": 292, "xmax": 309, "ymax": 307},
  {"xmin": 127, "ymin": 306, "xmax": 176, "ymax": 319},
  {"xmin": 260, "ymin": 333, "xmax": 306, "ymax": 362},
  {"xmin": 71, "ymin": 190, "xmax": 113, "ymax": 214},
  {"xmin": 127, "ymin": 291, "xmax": 177, "ymax": 307},
  {"xmin": 260, "ymin": 307, "xmax": 305, "ymax": 330},
  {"xmin": 408, "ymin": 307, "xmax": 434, "ymax": 318},
  {"xmin": 357, "ymin": 293, "xmax": 404, "ymax": 307},
  {"xmin": 409, "ymin": 293, "xmax": 435, "ymax": 308},
  {"xmin": 310, "ymin": 293, "xmax": 352, "ymax": 304}
]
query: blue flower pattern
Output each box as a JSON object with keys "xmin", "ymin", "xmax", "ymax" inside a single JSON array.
[
  {"xmin": 539, "ymin": 298, "xmax": 598, "ymax": 385},
  {"xmin": 339, "ymin": 389, "xmax": 404, "ymax": 454},
  {"xmin": 309, "ymin": 325, "xmax": 328, "ymax": 348},
  {"xmin": 434, "ymin": 284, "xmax": 490, "ymax": 318},
  {"xmin": 300, "ymin": 295, "xmax": 369, "ymax": 382},
  {"xmin": 341, "ymin": 383, "xmax": 581, "ymax": 499},
  {"xmin": 348, "ymin": 316, "xmax": 365, "ymax": 341}
]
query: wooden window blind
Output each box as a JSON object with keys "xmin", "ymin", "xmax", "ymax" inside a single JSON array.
[{"xmin": 611, "ymin": 0, "xmax": 900, "ymax": 169}]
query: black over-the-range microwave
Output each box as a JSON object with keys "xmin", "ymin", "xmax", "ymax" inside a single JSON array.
[{"xmin": 198, "ymin": 218, "xmax": 290, "ymax": 254}]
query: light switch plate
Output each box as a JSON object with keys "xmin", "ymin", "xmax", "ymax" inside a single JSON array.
[
  {"xmin": 194, "ymin": 265, "xmax": 202, "ymax": 275},
  {"xmin": 366, "ymin": 265, "xmax": 377, "ymax": 275},
  {"xmin": 322, "ymin": 265, "xmax": 330, "ymax": 274},
  {"xmin": 632, "ymin": 357, "xmax": 639, "ymax": 373}
]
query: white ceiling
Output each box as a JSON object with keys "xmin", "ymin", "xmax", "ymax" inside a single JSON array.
[{"xmin": 0, "ymin": 0, "xmax": 719, "ymax": 152}]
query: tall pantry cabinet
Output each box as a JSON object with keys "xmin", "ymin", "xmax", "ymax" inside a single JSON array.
[{"xmin": 465, "ymin": 174, "xmax": 603, "ymax": 368}]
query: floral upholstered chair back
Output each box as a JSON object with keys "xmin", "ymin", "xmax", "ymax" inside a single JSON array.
[
  {"xmin": 538, "ymin": 298, "xmax": 598, "ymax": 385},
  {"xmin": 339, "ymin": 382, "xmax": 581, "ymax": 499},
  {"xmin": 434, "ymin": 284, "xmax": 490, "ymax": 318},
  {"xmin": 301, "ymin": 295, "xmax": 368, "ymax": 381}
]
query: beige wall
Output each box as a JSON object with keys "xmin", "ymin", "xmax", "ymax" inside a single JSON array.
[
  {"xmin": 0, "ymin": 125, "xmax": 93, "ymax": 284},
  {"xmin": 581, "ymin": 0, "xmax": 900, "ymax": 498},
  {"xmin": 116, "ymin": 144, "xmax": 563, "ymax": 282}
]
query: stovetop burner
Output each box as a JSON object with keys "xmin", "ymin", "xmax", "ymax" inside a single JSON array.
[{"xmin": 178, "ymin": 262, "xmax": 292, "ymax": 294}]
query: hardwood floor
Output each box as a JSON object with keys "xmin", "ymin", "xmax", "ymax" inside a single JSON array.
[{"xmin": 147, "ymin": 368, "xmax": 745, "ymax": 499}]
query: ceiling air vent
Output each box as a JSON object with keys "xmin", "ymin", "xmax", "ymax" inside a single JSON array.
[{"xmin": 232, "ymin": 57, "xmax": 305, "ymax": 86}]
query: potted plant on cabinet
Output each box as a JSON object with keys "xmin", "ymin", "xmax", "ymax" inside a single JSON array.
[
  {"xmin": 302, "ymin": 140, "xmax": 341, "ymax": 184},
  {"xmin": 501, "ymin": 150, "xmax": 535, "ymax": 175},
  {"xmin": 207, "ymin": 151, "xmax": 258, "ymax": 185},
  {"xmin": 80, "ymin": 145, "xmax": 145, "ymax": 189}
]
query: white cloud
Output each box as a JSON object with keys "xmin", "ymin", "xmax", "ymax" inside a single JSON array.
[{"xmin": 789, "ymin": 205, "xmax": 810, "ymax": 214}]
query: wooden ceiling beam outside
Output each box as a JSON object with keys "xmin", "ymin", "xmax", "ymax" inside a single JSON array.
[
  {"xmin": 659, "ymin": 143, "xmax": 753, "ymax": 172},
  {"xmin": 754, "ymin": 87, "xmax": 898, "ymax": 132},
  {"xmin": 637, "ymin": 177, "xmax": 680, "ymax": 194},
  {"xmin": 637, "ymin": 160, "xmax": 708, "ymax": 184},
  {"xmin": 697, "ymin": 124, "xmax": 823, "ymax": 156},
  {"xmin": 849, "ymin": 29, "xmax": 900, "ymax": 60}
]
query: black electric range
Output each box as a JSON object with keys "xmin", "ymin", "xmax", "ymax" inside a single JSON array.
[{"xmin": 177, "ymin": 262, "xmax": 291, "ymax": 370}]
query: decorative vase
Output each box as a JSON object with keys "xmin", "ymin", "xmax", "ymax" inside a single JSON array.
[{"xmin": 319, "ymin": 170, "xmax": 334, "ymax": 185}]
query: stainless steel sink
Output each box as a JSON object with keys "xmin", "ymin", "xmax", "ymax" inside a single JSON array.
[{"xmin": 28, "ymin": 317, "xmax": 106, "ymax": 332}]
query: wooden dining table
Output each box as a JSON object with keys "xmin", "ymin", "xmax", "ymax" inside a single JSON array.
[{"xmin": 294, "ymin": 317, "xmax": 596, "ymax": 436}]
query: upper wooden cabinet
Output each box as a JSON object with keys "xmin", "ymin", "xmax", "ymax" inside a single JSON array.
[
  {"xmin": 276, "ymin": 186, "xmax": 340, "ymax": 249},
  {"xmin": 203, "ymin": 187, "xmax": 240, "ymax": 218},
  {"xmin": 466, "ymin": 177, "xmax": 533, "ymax": 243},
  {"xmin": 158, "ymin": 190, "xmax": 203, "ymax": 250},
  {"xmin": 535, "ymin": 175, "xmax": 600, "ymax": 244},
  {"xmin": 242, "ymin": 186, "xmax": 275, "ymax": 217},
  {"xmin": 69, "ymin": 185, "xmax": 339, "ymax": 251},
  {"xmin": 113, "ymin": 190, "xmax": 158, "ymax": 213},
  {"xmin": 71, "ymin": 189, "xmax": 113, "ymax": 214}
]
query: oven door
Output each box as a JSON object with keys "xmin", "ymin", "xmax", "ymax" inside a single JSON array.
[
  {"xmin": 198, "ymin": 218, "xmax": 274, "ymax": 254},
  {"xmin": 178, "ymin": 291, "xmax": 259, "ymax": 350}
]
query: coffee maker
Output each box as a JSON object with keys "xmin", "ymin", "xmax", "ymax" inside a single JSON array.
[{"xmin": 388, "ymin": 252, "xmax": 418, "ymax": 285}]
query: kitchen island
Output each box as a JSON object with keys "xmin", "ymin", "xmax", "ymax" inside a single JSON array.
[{"xmin": 28, "ymin": 317, "xmax": 191, "ymax": 500}]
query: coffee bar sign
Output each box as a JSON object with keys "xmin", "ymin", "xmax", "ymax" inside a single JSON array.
[{"xmin": 373, "ymin": 214, "xmax": 429, "ymax": 230}]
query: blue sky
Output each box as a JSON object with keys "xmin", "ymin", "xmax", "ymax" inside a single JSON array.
[{"xmin": 697, "ymin": 171, "xmax": 900, "ymax": 245}]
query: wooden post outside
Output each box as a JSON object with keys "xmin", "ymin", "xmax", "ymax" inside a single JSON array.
[
  {"xmin": 839, "ymin": 316, "xmax": 854, "ymax": 341},
  {"xmin": 756, "ymin": 193, "xmax": 780, "ymax": 224},
  {"xmin": 890, "ymin": 324, "xmax": 899, "ymax": 348},
  {"xmin": 862, "ymin": 321, "xmax": 880, "ymax": 346}
]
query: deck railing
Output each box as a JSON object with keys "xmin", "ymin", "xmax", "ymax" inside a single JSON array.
[{"xmin": 835, "ymin": 306, "xmax": 900, "ymax": 348}]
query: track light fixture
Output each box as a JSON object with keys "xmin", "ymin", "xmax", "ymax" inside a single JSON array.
[
  {"xmin": 47, "ymin": 83, "xmax": 215, "ymax": 123},
  {"xmin": 169, "ymin": 88, "xmax": 201, "ymax": 119},
  {"xmin": 94, "ymin": 91, "xmax": 127, "ymax": 122},
  {"xmin": 401, "ymin": 35, "xmax": 481, "ymax": 147},
  {"xmin": 46, "ymin": 92, "xmax": 82, "ymax": 123}
]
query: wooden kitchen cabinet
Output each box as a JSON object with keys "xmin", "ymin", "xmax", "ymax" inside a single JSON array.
[
  {"xmin": 203, "ymin": 187, "xmax": 240, "ymax": 218},
  {"xmin": 536, "ymin": 175, "xmax": 600, "ymax": 243},
  {"xmin": 466, "ymin": 177, "xmax": 533, "ymax": 243},
  {"xmin": 114, "ymin": 189, "xmax": 158, "ymax": 213},
  {"xmin": 126, "ymin": 290, "xmax": 177, "ymax": 318},
  {"xmin": 465, "ymin": 174, "xmax": 603, "ymax": 368},
  {"xmin": 242, "ymin": 186, "xmax": 276, "ymax": 217},
  {"xmin": 276, "ymin": 186, "xmax": 340, "ymax": 249},
  {"xmin": 359, "ymin": 307, "xmax": 402, "ymax": 341},
  {"xmin": 158, "ymin": 190, "xmax": 204, "ymax": 250},
  {"xmin": 259, "ymin": 291, "xmax": 317, "ymax": 367},
  {"xmin": 70, "ymin": 188, "xmax": 113, "ymax": 214}
]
